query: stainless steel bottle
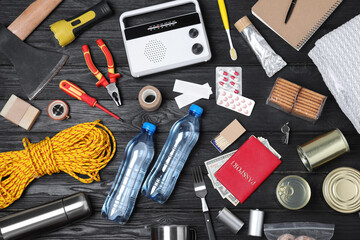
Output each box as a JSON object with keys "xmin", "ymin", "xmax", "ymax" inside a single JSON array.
[
  {"xmin": 151, "ymin": 225, "xmax": 197, "ymax": 240},
  {"xmin": 0, "ymin": 192, "xmax": 92, "ymax": 240}
]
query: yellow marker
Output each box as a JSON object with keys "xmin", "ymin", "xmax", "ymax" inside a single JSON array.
[
  {"xmin": 50, "ymin": 1, "xmax": 112, "ymax": 47},
  {"xmin": 218, "ymin": 0, "xmax": 237, "ymax": 61}
]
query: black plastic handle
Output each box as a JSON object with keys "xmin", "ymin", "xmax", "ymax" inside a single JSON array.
[
  {"xmin": 203, "ymin": 211, "xmax": 216, "ymax": 240},
  {"xmin": 68, "ymin": 0, "xmax": 112, "ymax": 38}
]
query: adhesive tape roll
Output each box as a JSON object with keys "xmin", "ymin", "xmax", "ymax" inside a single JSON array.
[{"xmin": 138, "ymin": 86, "xmax": 162, "ymax": 111}]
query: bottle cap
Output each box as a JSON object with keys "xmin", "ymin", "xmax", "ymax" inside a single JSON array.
[
  {"xmin": 234, "ymin": 16, "xmax": 252, "ymax": 33},
  {"xmin": 189, "ymin": 104, "xmax": 203, "ymax": 117},
  {"xmin": 62, "ymin": 193, "xmax": 92, "ymax": 222},
  {"xmin": 142, "ymin": 122, "xmax": 156, "ymax": 134}
]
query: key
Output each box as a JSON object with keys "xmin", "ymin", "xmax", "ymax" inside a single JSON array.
[{"xmin": 281, "ymin": 122, "xmax": 290, "ymax": 144}]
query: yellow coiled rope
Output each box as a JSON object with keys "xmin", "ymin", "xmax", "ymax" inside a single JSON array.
[{"xmin": 0, "ymin": 120, "xmax": 116, "ymax": 209}]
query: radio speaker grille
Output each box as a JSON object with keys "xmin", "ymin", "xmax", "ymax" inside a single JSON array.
[{"xmin": 144, "ymin": 39, "xmax": 167, "ymax": 63}]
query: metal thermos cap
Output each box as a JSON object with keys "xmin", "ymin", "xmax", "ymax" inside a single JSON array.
[
  {"xmin": 248, "ymin": 209, "xmax": 264, "ymax": 237},
  {"xmin": 0, "ymin": 193, "xmax": 92, "ymax": 240},
  {"xmin": 216, "ymin": 207, "xmax": 244, "ymax": 234}
]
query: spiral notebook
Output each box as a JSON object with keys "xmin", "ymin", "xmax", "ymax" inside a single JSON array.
[{"xmin": 252, "ymin": 0, "xmax": 343, "ymax": 51}]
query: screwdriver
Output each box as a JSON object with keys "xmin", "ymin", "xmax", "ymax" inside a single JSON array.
[{"xmin": 59, "ymin": 80, "xmax": 122, "ymax": 121}]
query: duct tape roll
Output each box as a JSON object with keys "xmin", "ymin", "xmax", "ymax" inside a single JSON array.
[{"xmin": 138, "ymin": 86, "xmax": 162, "ymax": 111}]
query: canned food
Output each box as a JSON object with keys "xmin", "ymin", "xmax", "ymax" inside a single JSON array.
[
  {"xmin": 323, "ymin": 167, "xmax": 360, "ymax": 213},
  {"xmin": 276, "ymin": 175, "xmax": 311, "ymax": 210},
  {"xmin": 297, "ymin": 129, "xmax": 349, "ymax": 172}
]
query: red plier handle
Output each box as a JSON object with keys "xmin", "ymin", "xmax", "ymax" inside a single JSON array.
[
  {"xmin": 82, "ymin": 44, "xmax": 109, "ymax": 88},
  {"xmin": 96, "ymin": 39, "xmax": 121, "ymax": 83}
]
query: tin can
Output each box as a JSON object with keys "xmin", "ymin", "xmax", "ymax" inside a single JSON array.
[
  {"xmin": 276, "ymin": 175, "xmax": 311, "ymax": 210},
  {"xmin": 323, "ymin": 167, "xmax": 360, "ymax": 213},
  {"xmin": 296, "ymin": 129, "xmax": 349, "ymax": 172}
]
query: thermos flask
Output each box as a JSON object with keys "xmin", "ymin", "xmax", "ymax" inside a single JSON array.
[
  {"xmin": 0, "ymin": 192, "xmax": 92, "ymax": 240},
  {"xmin": 151, "ymin": 225, "xmax": 197, "ymax": 240}
]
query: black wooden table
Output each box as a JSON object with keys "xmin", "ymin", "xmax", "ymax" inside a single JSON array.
[{"xmin": 1, "ymin": 0, "xmax": 359, "ymax": 239}]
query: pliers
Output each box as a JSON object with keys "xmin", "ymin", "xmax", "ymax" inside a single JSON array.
[{"xmin": 82, "ymin": 39, "xmax": 122, "ymax": 106}]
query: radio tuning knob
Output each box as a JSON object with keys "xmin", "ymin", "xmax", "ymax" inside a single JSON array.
[{"xmin": 192, "ymin": 43, "xmax": 203, "ymax": 55}]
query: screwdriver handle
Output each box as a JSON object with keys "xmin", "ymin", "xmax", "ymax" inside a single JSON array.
[
  {"xmin": 96, "ymin": 39, "xmax": 121, "ymax": 83},
  {"xmin": 59, "ymin": 80, "xmax": 97, "ymax": 107},
  {"xmin": 82, "ymin": 45, "xmax": 108, "ymax": 88}
]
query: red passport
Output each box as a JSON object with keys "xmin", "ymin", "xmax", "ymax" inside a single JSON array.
[{"xmin": 215, "ymin": 136, "xmax": 281, "ymax": 203}]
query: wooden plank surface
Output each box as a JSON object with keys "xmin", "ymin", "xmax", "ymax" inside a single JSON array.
[{"xmin": 0, "ymin": 0, "xmax": 359, "ymax": 239}]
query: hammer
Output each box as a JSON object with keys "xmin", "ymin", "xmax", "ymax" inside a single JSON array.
[{"xmin": 0, "ymin": 0, "xmax": 68, "ymax": 100}]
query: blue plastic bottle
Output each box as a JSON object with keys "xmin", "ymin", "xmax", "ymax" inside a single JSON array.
[
  {"xmin": 101, "ymin": 122, "xmax": 156, "ymax": 224},
  {"xmin": 142, "ymin": 104, "xmax": 203, "ymax": 204}
]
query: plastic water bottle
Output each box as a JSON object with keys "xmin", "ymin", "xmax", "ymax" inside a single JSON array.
[
  {"xmin": 142, "ymin": 104, "xmax": 203, "ymax": 204},
  {"xmin": 101, "ymin": 122, "xmax": 156, "ymax": 224}
]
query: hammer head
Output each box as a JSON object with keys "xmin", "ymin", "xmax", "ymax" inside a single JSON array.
[{"xmin": 0, "ymin": 24, "xmax": 68, "ymax": 100}]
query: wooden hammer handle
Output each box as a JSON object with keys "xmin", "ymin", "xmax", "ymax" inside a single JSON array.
[{"xmin": 7, "ymin": 0, "xmax": 63, "ymax": 41}]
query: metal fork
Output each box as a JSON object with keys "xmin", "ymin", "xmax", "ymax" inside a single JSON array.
[{"xmin": 191, "ymin": 166, "xmax": 216, "ymax": 240}]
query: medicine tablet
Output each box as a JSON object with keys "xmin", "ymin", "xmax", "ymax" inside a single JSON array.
[
  {"xmin": 218, "ymin": 76, "xmax": 228, "ymax": 82},
  {"xmin": 229, "ymin": 69, "xmax": 239, "ymax": 76},
  {"xmin": 230, "ymin": 76, "xmax": 240, "ymax": 82},
  {"xmin": 218, "ymin": 70, "xmax": 228, "ymax": 76},
  {"xmin": 217, "ymin": 89, "xmax": 255, "ymax": 116}
]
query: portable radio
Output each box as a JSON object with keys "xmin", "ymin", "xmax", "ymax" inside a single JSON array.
[{"xmin": 119, "ymin": 0, "xmax": 211, "ymax": 77}]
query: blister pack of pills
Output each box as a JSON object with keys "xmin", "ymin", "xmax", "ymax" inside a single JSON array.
[
  {"xmin": 216, "ymin": 67, "xmax": 242, "ymax": 100},
  {"xmin": 217, "ymin": 89, "xmax": 255, "ymax": 116}
]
